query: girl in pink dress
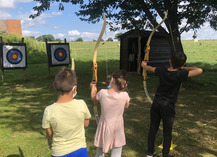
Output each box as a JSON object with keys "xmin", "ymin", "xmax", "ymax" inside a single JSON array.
[{"xmin": 90, "ymin": 70, "xmax": 130, "ymax": 157}]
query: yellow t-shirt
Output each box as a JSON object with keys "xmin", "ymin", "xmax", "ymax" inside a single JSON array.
[{"xmin": 42, "ymin": 99, "xmax": 91, "ymax": 156}]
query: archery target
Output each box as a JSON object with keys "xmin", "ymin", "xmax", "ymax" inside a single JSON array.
[
  {"xmin": 50, "ymin": 44, "xmax": 70, "ymax": 65},
  {"xmin": 54, "ymin": 48, "xmax": 67, "ymax": 62},
  {"xmin": 2, "ymin": 45, "xmax": 26, "ymax": 68},
  {"xmin": 7, "ymin": 49, "xmax": 23, "ymax": 64}
]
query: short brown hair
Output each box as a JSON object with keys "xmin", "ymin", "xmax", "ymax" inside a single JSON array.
[
  {"xmin": 54, "ymin": 67, "xmax": 77, "ymax": 95},
  {"xmin": 112, "ymin": 70, "xmax": 128, "ymax": 91},
  {"xmin": 171, "ymin": 52, "xmax": 187, "ymax": 69}
]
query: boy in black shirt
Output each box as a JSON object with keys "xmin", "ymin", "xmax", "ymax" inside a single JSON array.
[{"xmin": 141, "ymin": 53, "xmax": 203, "ymax": 157}]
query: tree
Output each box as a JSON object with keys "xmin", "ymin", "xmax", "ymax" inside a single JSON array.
[
  {"xmin": 75, "ymin": 37, "xmax": 83, "ymax": 42},
  {"xmin": 36, "ymin": 34, "xmax": 55, "ymax": 42},
  {"xmin": 114, "ymin": 33, "xmax": 123, "ymax": 41},
  {"xmin": 107, "ymin": 37, "xmax": 113, "ymax": 42},
  {"xmin": 30, "ymin": 0, "xmax": 217, "ymax": 53},
  {"xmin": 55, "ymin": 38, "xmax": 62, "ymax": 42}
]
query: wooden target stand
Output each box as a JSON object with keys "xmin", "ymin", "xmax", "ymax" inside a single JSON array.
[
  {"xmin": 0, "ymin": 37, "xmax": 27, "ymax": 82},
  {"xmin": 45, "ymin": 38, "xmax": 71, "ymax": 76}
]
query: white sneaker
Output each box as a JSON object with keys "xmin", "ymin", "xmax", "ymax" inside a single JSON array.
[{"xmin": 146, "ymin": 152, "xmax": 156, "ymax": 157}]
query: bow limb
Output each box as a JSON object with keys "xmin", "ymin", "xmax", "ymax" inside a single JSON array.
[
  {"xmin": 92, "ymin": 13, "xmax": 106, "ymax": 124},
  {"xmin": 71, "ymin": 58, "xmax": 75, "ymax": 71},
  {"xmin": 142, "ymin": 10, "xmax": 168, "ymax": 103}
]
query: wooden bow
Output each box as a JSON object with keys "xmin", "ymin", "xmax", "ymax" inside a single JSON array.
[
  {"xmin": 91, "ymin": 13, "xmax": 106, "ymax": 124},
  {"xmin": 142, "ymin": 10, "xmax": 168, "ymax": 103},
  {"xmin": 71, "ymin": 58, "xmax": 75, "ymax": 71}
]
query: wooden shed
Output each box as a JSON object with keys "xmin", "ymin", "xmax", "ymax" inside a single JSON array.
[{"xmin": 119, "ymin": 30, "xmax": 171, "ymax": 73}]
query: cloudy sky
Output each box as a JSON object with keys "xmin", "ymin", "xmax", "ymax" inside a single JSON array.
[{"xmin": 0, "ymin": 0, "xmax": 217, "ymax": 41}]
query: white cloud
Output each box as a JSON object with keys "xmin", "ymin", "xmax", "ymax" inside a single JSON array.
[
  {"xmin": 53, "ymin": 26, "xmax": 61, "ymax": 29},
  {"xmin": 68, "ymin": 30, "xmax": 81, "ymax": 36},
  {"xmin": 55, "ymin": 33, "xmax": 65, "ymax": 39},
  {"xmin": 0, "ymin": 0, "xmax": 33, "ymax": 9},
  {"xmin": 81, "ymin": 32, "xmax": 98, "ymax": 39},
  {"xmin": 181, "ymin": 22, "xmax": 217, "ymax": 40},
  {"xmin": 22, "ymin": 30, "xmax": 41, "ymax": 36},
  {"xmin": 0, "ymin": 0, "xmax": 15, "ymax": 8},
  {"xmin": 18, "ymin": 10, "xmax": 63, "ymax": 29},
  {"xmin": 52, "ymin": 12, "xmax": 62, "ymax": 16},
  {"xmin": 0, "ymin": 10, "xmax": 11, "ymax": 18},
  {"xmin": 19, "ymin": 11, "xmax": 47, "ymax": 29}
]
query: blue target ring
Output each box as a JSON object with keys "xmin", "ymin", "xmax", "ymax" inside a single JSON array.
[
  {"xmin": 54, "ymin": 48, "xmax": 67, "ymax": 62},
  {"xmin": 6, "ymin": 49, "xmax": 23, "ymax": 64}
]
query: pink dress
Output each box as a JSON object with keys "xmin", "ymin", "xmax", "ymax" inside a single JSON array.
[{"xmin": 94, "ymin": 89, "xmax": 130, "ymax": 153}]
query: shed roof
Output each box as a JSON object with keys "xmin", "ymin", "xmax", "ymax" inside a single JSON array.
[{"xmin": 119, "ymin": 29, "xmax": 164, "ymax": 39}]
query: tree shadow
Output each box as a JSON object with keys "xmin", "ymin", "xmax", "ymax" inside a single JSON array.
[{"xmin": 0, "ymin": 60, "xmax": 216, "ymax": 156}]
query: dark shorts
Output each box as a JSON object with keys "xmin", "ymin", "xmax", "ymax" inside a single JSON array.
[{"xmin": 52, "ymin": 148, "xmax": 88, "ymax": 157}]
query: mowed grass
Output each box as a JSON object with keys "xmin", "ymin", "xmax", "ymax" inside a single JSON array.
[{"xmin": 0, "ymin": 40, "xmax": 216, "ymax": 157}]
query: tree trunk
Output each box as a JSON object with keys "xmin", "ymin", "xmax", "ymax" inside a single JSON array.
[{"xmin": 166, "ymin": 0, "xmax": 184, "ymax": 54}]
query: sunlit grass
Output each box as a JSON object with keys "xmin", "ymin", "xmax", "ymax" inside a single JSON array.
[{"xmin": 0, "ymin": 39, "xmax": 216, "ymax": 156}]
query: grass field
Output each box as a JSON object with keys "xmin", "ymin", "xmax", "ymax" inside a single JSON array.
[{"xmin": 0, "ymin": 39, "xmax": 216, "ymax": 157}]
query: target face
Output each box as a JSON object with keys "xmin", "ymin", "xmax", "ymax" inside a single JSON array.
[
  {"xmin": 54, "ymin": 48, "xmax": 67, "ymax": 62},
  {"xmin": 7, "ymin": 49, "xmax": 23, "ymax": 64},
  {"xmin": 50, "ymin": 44, "xmax": 70, "ymax": 65},
  {"xmin": 2, "ymin": 45, "xmax": 26, "ymax": 69}
]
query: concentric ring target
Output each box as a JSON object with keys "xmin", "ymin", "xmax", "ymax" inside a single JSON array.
[
  {"xmin": 54, "ymin": 48, "xmax": 67, "ymax": 62},
  {"xmin": 6, "ymin": 49, "xmax": 23, "ymax": 64}
]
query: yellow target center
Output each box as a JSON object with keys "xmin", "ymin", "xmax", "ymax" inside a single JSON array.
[{"xmin": 12, "ymin": 54, "xmax": 17, "ymax": 59}]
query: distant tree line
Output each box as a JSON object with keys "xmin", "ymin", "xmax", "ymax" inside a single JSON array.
[{"xmin": 25, "ymin": 33, "xmax": 123, "ymax": 42}]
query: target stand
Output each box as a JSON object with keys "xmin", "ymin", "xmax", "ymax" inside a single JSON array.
[
  {"xmin": 0, "ymin": 37, "xmax": 27, "ymax": 82},
  {"xmin": 46, "ymin": 39, "xmax": 71, "ymax": 76}
]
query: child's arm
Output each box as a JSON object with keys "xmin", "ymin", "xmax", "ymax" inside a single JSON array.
[
  {"xmin": 45, "ymin": 128, "xmax": 53, "ymax": 140},
  {"xmin": 84, "ymin": 119, "xmax": 90, "ymax": 128},
  {"xmin": 125, "ymin": 102, "xmax": 130, "ymax": 109},
  {"xmin": 181, "ymin": 66, "xmax": 203, "ymax": 77},
  {"xmin": 141, "ymin": 61, "xmax": 156, "ymax": 73},
  {"xmin": 90, "ymin": 83, "xmax": 97, "ymax": 102}
]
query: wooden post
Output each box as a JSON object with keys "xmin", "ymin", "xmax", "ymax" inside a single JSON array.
[
  {"xmin": 0, "ymin": 37, "xmax": 3, "ymax": 82},
  {"xmin": 45, "ymin": 39, "xmax": 51, "ymax": 77},
  {"xmin": 22, "ymin": 37, "xmax": 25, "ymax": 80},
  {"xmin": 64, "ymin": 38, "xmax": 66, "ymax": 43},
  {"xmin": 137, "ymin": 36, "xmax": 141, "ymax": 74},
  {"xmin": 21, "ymin": 37, "xmax": 24, "ymax": 43},
  {"xmin": 23, "ymin": 69, "xmax": 26, "ymax": 81},
  {"xmin": 1, "ymin": 69, "xmax": 4, "ymax": 82}
]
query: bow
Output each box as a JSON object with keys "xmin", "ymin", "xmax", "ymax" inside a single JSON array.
[
  {"xmin": 71, "ymin": 58, "xmax": 75, "ymax": 71},
  {"xmin": 91, "ymin": 13, "xmax": 106, "ymax": 124},
  {"xmin": 142, "ymin": 10, "xmax": 168, "ymax": 103}
]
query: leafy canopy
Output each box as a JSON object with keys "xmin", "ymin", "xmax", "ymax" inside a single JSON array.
[{"xmin": 30, "ymin": 0, "xmax": 217, "ymax": 33}]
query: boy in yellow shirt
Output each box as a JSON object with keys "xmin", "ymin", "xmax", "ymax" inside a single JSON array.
[{"xmin": 42, "ymin": 68, "xmax": 91, "ymax": 157}]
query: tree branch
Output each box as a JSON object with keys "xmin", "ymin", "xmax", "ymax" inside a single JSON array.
[{"xmin": 137, "ymin": 0, "xmax": 170, "ymax": 40}]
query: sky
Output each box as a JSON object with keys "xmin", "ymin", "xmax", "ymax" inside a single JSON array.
[{"xmin": 1, "ymin": 0, "xmax": 217, "ymax": 41}]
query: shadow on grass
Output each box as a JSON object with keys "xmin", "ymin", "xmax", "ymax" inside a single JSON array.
[
  {"xmin": 0, "ymin": 60, "xmax": 216, "ymax": 156},
  {"xmin": 7, "ymin": 146, "xmax": 24, "ymax": 157}
]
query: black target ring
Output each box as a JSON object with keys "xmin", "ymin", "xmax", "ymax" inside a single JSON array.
[
  {"xmin": 54, "ymin": 48, "xmax": 67, "ymax": 62},
  {"xmin": 6, "ymin": 49, "xmax": 23, "ymax": 64}
]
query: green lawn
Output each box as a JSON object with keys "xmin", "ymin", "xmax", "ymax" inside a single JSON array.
[{"xmin": 0, "ymin": 40, "xmax": 216, "ymax": 157}]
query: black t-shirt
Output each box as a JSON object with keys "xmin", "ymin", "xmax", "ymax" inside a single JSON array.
[{"xmin": 154, "ymin": 67, "xmax": 189, "ymax": 104}]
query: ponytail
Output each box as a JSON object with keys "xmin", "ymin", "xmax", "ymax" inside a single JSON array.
[{"xmin": 112, "ymin": 70, "xmax": 128, "ymax": 91}]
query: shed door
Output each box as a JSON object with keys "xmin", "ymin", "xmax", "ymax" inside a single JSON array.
[{"xmin": 128, "ymin": 38, "xmax": 138, "ymax": 72}]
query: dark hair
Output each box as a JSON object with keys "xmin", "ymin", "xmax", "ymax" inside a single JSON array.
[
  {"xmin": 54, "ymin": 67, "xmax": 77, "ymax": 95},
  {"xmin": 112, "ymin": 70, "xmax": 127, "ymax": 91},
  {"xmin": 170, "ymin": 52, "xmax": 187, "ymax": 69}
]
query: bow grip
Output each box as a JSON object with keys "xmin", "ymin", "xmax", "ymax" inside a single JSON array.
[
  {"xmin": 144, "ymin": 46, "xmax": 150, "ymax": 62},
  {"xmin": 91, "ymin": 61, "xmax": 98, "ymax": 84}
]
